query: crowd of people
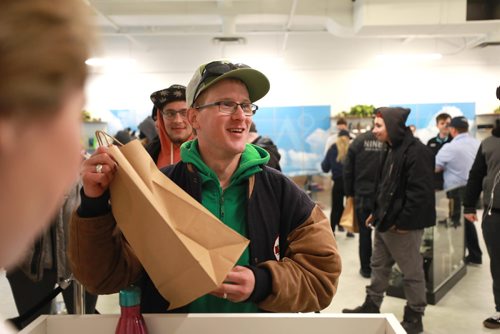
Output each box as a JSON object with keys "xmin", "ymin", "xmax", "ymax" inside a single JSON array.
[
  {"xmin": 322, "ymin": 107, "xmax": 500, "ymax": 332},
  {"xmin": 0, "ymin": 1, "xmax": 499, "ymax": 333}
]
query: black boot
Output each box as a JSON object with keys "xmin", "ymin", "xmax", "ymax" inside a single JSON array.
[
  {"xmin": 342, "ymin": 296, "xmax": 380, "ymax": 313},
  {"xmin": 401, "ymin": 306, "xmax": 423, "ymax": 334}
]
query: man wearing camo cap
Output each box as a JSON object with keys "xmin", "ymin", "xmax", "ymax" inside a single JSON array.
[{"xmin": 148, "ymin": 84, "xmax": 194, "ymax": 168}]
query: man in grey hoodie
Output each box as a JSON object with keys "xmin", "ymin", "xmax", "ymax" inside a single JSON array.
[{"xmin": 343, "ymin": 107, "xmax": 436, "ymax": 334}]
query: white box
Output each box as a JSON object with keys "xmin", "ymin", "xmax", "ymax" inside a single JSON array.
[{"xmin": 20, "ymin": 313, "xmax": 406, "ymax": 334}]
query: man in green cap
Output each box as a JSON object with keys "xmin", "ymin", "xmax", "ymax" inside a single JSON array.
[{"xmin": 69, "ymin": 60, "xmax": 341, "ymax": 313}]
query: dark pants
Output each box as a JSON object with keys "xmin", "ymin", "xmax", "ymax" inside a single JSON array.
[
  {"xmin": 482, "ymin": 210, "xmax": 500, "ymax": 312},
  {"xmin": 355, "ymin": 196, "xmax": 374, "ymax": 274},
  {"xmin": 330, "ymin": 177, "xmax": 345, "ymax": 233},
  {"xmin": 447, "ymin": 187, "xmax": 482, "ymax": 262},
  {"xmin": 7, "ymin": 269, "xmax": 98, "ymax": 328}
]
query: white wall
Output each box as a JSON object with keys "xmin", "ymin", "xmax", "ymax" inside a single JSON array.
[{"xmin": 84, "ymin": 59, "xmax": 500, "ymax": 130}]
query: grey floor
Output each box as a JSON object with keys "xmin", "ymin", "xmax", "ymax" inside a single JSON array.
[{"xmin": 0, "ymin": 214, "xmax": 496, "ymax": 334}]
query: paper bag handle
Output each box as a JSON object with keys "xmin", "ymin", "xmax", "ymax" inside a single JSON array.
[{"xmin": 95, "ymin": 130, "xmax": 125, "ymax": 147}]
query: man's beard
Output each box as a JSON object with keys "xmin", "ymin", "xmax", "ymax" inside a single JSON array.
[{"xmin": 170, "ymin": 133, "xmax": 191, "ymax": 145}]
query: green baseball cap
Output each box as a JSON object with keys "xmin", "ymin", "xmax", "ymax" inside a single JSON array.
[{"xmin": 186, "ymin": 60, "xmax": 270, "ymax": 107}]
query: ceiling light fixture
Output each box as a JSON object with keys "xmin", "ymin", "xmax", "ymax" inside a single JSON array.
[{"xmin": 212, "ymin": 37, "xmax": 246, "ymax": 45}]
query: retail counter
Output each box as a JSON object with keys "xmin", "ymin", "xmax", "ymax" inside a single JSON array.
[{"xmin": 20, "ymin": 313, "xmax": 406, "ymax": 334}]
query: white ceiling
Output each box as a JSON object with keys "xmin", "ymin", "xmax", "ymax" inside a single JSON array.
[{"xmin": 85, "ymin": 0, "xmax": 500, "ymax": 72}]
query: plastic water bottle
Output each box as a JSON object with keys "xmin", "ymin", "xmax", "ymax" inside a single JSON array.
[{"xmin": 115, "ymin": 286, "xmax": 148, "ymax": 334}]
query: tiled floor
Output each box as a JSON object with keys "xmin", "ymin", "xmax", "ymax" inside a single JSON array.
[{"xmin": 0, "ymin": 213, "xmax": 497, "ymax": 333}]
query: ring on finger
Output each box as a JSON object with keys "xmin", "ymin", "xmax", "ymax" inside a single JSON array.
[
  {"xmin": 95, "ymin": 164, "xmax": 103, "ymax": 173},
  {"xmin": 223, "ymin": 292, "xmax": 227, "ymax": 300}
]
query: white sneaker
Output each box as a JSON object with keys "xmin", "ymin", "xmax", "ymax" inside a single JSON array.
[{"xmin": 483, "ymin": 312, "xmax": 500, "ymax": 329}]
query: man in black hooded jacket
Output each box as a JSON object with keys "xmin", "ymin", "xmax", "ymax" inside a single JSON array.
[{"xmin": 343, "ymin": 107, "xmax": 435, "ymax": 334}]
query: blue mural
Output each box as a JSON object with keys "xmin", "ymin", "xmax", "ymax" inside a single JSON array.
[
  {"xmin": 390, "ymin": 102, "xmax": 476, "ymax": 144},
  {"xmin": 252, "ymin": 105, "xmax": 331, "ymax": 176},
  {"xmin": 109, "ymin": 109, "xmax": 140, "ymax": 135}
]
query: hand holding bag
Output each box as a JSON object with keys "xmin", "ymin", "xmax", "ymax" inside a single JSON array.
[
  {"xmin": 339, "ymin": 196, "xmax": 359, "ymax": 233},
  {"xmin": 96, "ymin": 131, "xmax": 249, "ymax": 310}
]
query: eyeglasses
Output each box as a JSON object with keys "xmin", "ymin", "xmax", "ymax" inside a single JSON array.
[
  {"xmin": 160, "ymin": 108, "xmax": 188, "ymax": 120},
  {"xmin": 192, "ymin": 61, "xmax": 250, "ymax": 105},
  {"xmin": 195, "ymin": 101, "xmax": 258, "ymax": 116}
]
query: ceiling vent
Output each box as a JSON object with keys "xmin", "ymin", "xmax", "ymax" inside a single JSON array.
[{"xmin": 212, "ymin": 37, "xmax": 246, "ymax": 45}]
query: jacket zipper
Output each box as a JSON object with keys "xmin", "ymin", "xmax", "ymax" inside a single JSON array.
[{"xmin": 220, "ymin": 191, "xmax": 225, "ymax": 220}]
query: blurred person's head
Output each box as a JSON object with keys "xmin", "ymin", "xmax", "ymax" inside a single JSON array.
[
  {"xmin": 435, "ymin": 113, "xmax": 451, "ymax": 137},
  {"xmin": 336, "ymin": 118, "xmax": 348, "ymax": 131},
  {"xmin": 186, "ymin": 60, "xmax": 269, "ymax": 161},
  {"xmin": 0, "ymin": 0, "xmax": 94, "ymax": 268},
  {"xmin": 138, "ymin": 116, "xmax": 157, "ymax": 144},
  {"xmin": 247, "ymin": 122, "xmax": 259, "ymax": 143},
  {"xmin": 114, "ymin": 129, "xmax": 133, "ymax": 145},
  {"xmin": 448, "ymin": 116, "xmax": 469, "ymax": 138},
  {"xmin": 494, "ymin": 86, "xmax": 500, "ymax": 136},
  {"xmin": 150, "ymin": 85, "xmax": 193, "ymax": 145}
]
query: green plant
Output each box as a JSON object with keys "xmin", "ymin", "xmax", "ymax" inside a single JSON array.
[
  {"xmin": 348, "ymin": 104, "xmax": 375, "ymax": 117},
  {"xmin": 81, "ymin": 110, "xmax": 92, "ymax": 121},
  {"xmin": 335, "ymin": 105, "xmax": 375, "ymax": 118}
]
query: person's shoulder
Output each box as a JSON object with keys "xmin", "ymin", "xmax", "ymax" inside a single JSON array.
[
  {"xmin": 469, "ymin": 135, "xmax": 481, "ymax": 145},
  {"xmin": 325, "ymin": 143, "xmax": 337, "ymax": 153},
  {"xmin": 259, "ymin": 166, "xmax": 300, "ymax": 188},
  {"xmin": 483, "ymin": 134, "xmax": 500, "ymax": 144},
  {"xmin": 255, "ymin": 135, "xmax": 275, "ymax": 146},
  {"xmin": 405, "ymin": 139, "xmax": 434, "ymax": 169},
  {"xmin": 350, "ymin": 131, "xmax": 364, "ymax": 142},
  {"xmin": 260, "ymin": 164, "xmax": 285, "ymax": 178},
  {"xmin": 426, "ymin": 136, "xmax": 437, "ymax": 145},
  {"xmin": 160, "ymin": 161, "xmax": 189, "ymax": 177},
  {"xmin": 408, "ymin": 136, "xmax": 432, "ymax": 155},
  {"xmin": 347, "ymin": 133, "xmax": 364, "ymax": 150}
]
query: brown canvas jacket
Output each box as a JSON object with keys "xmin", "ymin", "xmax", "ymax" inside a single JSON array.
[{"xmin": 69, "ymin": 167, "xmax": 341, "ymax": 312}]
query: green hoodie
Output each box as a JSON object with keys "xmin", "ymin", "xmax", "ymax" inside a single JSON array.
[{"xmin": 180, "ymin": 139, "xmax": 270, "ymax": 313}]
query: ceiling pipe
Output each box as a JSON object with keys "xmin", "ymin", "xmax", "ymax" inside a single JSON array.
[
  {"xmin": 84, "ymin": 0, "xmax": 145, "ymax": 48},
  {"xmin": 281, "ymin": 0, "xmax": 299, "ymax": 55},
  {"xmin": 217, "ymin": 0, "xmax": 237, "ymax": 36},
  {"xmin": 99, "ymin": 28, "xmax": 487, "ymax": 40}
]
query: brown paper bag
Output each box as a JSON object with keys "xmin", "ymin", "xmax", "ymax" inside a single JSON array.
[
  {"xmin": 339, "ymin": 197, "xmax": 359, "ymax": 233},
  {"xmin": 100, "ymin": 134, "xmax": 249, "ymax": 310}
]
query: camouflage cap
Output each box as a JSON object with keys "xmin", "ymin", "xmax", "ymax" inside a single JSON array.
[{"xmin": 150, "ymin": 84, "xmax": 186, "ymax": 109}]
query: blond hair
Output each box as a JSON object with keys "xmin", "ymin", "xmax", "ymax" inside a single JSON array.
[
  {"xmin": 335, "ymin": 135, "xmax": 350, "ymax": 163},
  {"xmin": 0, "ymin": 0, "xmax": 95, "ymax": 118}
]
